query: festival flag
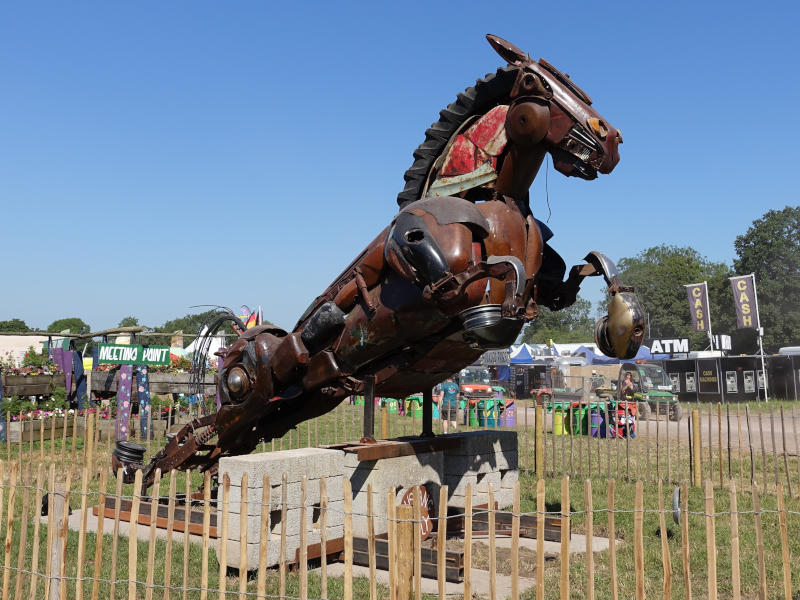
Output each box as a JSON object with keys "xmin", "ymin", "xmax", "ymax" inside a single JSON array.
[
  {"xmin": 729, "ymin": 274, "xmax": 760, "ymax": 329},
  {"xmin": 685, "ymin": 282, "xmax": 710, "ymax": 332}
]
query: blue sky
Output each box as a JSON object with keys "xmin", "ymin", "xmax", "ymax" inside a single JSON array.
[{"xmin": 1, "ymin": 1, "xmax": 798, "ymax": 333}]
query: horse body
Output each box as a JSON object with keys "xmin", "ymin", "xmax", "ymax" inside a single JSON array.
[{"xmin": 118, "ymin": 35, "xmax": 644, "ymax": 489}]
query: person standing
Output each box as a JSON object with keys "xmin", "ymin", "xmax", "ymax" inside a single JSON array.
[{"xmin": 436, "ymin": 376, "xmax": 460, "ymax": 433}]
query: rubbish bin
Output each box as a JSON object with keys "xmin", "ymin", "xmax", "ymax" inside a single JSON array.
[
  {"xmin": 552, "ymin": 408, "xmax": 567, "ymax": 435},
  {"xmin": 589, "ymin": 406, "xmax": 603, "ymax": 437},
  {"xmin": 467, "ymin": 404, "xmax": 478, "ymax": 427},
  {"xmin": 499, "ymin": 401, "xmax": 515, "ymax": 427},
  {"xmin": 476, "ymin": 400, "xmax": 489, "ymax": 427},
  {"xmin": 484, "ymin": 400, "xmax": 497, "ymax": 427},
  {"xmin": 571, "ymin": 406, "xmax": 589, "ymax": 435},
  {"xmin": 405, "ymin": 396, "xmax": 423, "ymax": 419}
]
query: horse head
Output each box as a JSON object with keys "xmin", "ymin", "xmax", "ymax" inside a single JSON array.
[{"xmin": 486, "ymin": 34, "xmax": 622, "ymax": 182}]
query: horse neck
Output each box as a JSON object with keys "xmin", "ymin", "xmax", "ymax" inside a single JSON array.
[{"xmin": 495, "ymin": 143, "xmax": 547, "ymax": 202}]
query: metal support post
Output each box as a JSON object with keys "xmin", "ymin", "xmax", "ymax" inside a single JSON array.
[
  {"xmin": 361, "ymin": 375, "xmax": 376, "ymax": 443},
  {"xmin": 421, "ymin": 388, "xmax": 434, "ymax": 438}
]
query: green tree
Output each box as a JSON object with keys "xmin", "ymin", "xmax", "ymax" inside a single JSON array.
[
  {"xmin": 117, "ymin": 316, "xmax": 139, "ymax": 328},
  {"xmin": 734, "ymin": 205, "xmax": 800, "ymax": 352},
  {"xmin": 46, "ymin": 317, "xmax": 90, "ymax": 334},
  {"xmin": 0, "ymin": 318, "xmax": 31, "ymax": 332},
  {"xmin": 520, "ymin": 297, "xmax": 595, "ymax": 344},
  {"xmin": 614, "ymin": 245, "xmax": 734, "ymax": 352}
]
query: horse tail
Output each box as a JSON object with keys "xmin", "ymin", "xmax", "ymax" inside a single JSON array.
[{"xmin": 396, "ymin": 66, "xmax": 519, "ymax": 208}]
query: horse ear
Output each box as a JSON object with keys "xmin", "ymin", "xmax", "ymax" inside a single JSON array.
[{"xmin": 486, "ymin": 34, "xmax": 531, "ymax": 66}]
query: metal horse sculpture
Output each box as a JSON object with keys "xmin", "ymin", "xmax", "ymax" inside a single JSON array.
[{"xmin": 115, "ymin": 34, "xmax": 645, "ymax": 490}]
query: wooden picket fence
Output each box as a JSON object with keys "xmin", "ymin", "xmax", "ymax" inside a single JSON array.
[
  {"xmin": 0, "ymin": 458, "xmax": 797, "ymax": 600},
  {"xmin": 0, "ymin": 400, "xmax": 799, "ymax": 598}
]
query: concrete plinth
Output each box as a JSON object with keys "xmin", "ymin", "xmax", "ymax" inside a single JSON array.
[{"xmin": 217, "ymin": 430, "xmax": 518, "ymax": 571}]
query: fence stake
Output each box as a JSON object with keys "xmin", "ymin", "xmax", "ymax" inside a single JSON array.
[
  {"xmin": 666, "ymin": 400, "xmax": 671, "ymax": 483},
  {"xmin": 200, "ymin": 471, "xmax": 211, "ymax": 600},
  {"xmin": 736, "ymin": 404, "xmax": 744, "ymax": 491},
  {"xmin": 162, "ymin": 470, "xmax": 177, "ymax": 600},
  {"xmin": 343, "ymin": 476, "xmax": 353, "ymax": 600},
  {"xmin": 778, "ymin": 482, "xmax": 792, "ymax": 600},
  {"xmin": 707, "ymin": 404, "xmax": 713, "ymax": 486},
  {"xmin": 656, "ymin": 400, "xmax": 661, "ymax": 482},
  {"xmin": 634, "ymin": 480, "xmax": 644, "ymax": 600},
  {"xmin": 535, "ymin": 405, "xmax": 544, "ymax": 479},
  {"xmin": 646, "ymin": 405, "xmax": 651, "ymax": 483},
  {"xmin": 14, "ymin": 466, "xmax": 30, "ymax": 600},
  {"xmin": 75, "ymin": 466, "xmax": 89, "ymax": 600},
  {"xmin": 145, "ymin": 470, "xmax": 161, "ymax": 600},
  {"xmin": 182, "ymin": 470, "xmax": 192, "ymax": 600},
  {"xmin": 437, "ymin": 484, "xmax": 447, "ymax": 600},
  {"xmin": 536, "ymin": 479, "xmax": 545, "ymax": 600},
  {"xmin": 2, "ymin": 461, "xmax": 17, "ymax": 600},
  {"xmin": 387, "ymin": 487, "xmax": 396, "ymax": 600},
  {"xmin": 691, "ymin": 410, "xmax": 702, "ymax": 487},
  {"xmin": 256, "ymin": 475, "xmax": 271, "ymax": 600},
  {"xmin": 279, "ymin": 473, "xmax": 287, "ymax": 600},
  {"xmin": 489, "ymin": 484, "xmax": 497, "ymax": 600},
  {"xmin": 397, "ymin": 504, "xmax": 413, "ymax": 600},
  {"xmin": 770, "ymin": 407, "xmax": 779, "ymax": 490},
  {"xmin": 70, "ymin": 411, "xmax": 77, "ymax": 472},
  {"xmin": 559, "ymin": 476, "xmax": 571, "ymax": 600},
  {"xmin": 793, "ymin": 407, "xmax": 800, "ymax": 497},
  {"xmin": 552, "ymin": 406, "xmax": 558, "ymax": 477},
  {"xmin": 658, "ymin": 480, "xmax": 672, "ymax": 599},
  {"xmin": 464, "ymin": 483, "xmax": 473, "ymax": 600},
  {"xmin": 217, "ymin": 473, "xmax": 230, "ymax": 599},
  {"xmin": 758, "ymin": 410, "xmax": 767, "ymax": 492},
  {"xmin": 569, "ymin": 406, "xmax": 574, "ymax": 478},
  {"xmin": 368, "ymin": 484, "xmax": 376, "ymax": 600},
  {"xmin": 298, "ymin": 475, "xmax": 307, "ymax": 600},
  {"xmin": 50, "ymin": 415, "xmax": 56, "ymax": 459},
  {"xmin": 729, "ymin": 481, "xmax": 741, "ymax": 600},
  {"xmin": 85, "ymin": 413, "xmax": 95, "ymax": 479},
  {"xmin": 42, "ymin": 464, "xmax": 55, "ymax": 600},
  {"xmin": 745, "ymin": 405, "xmax": 755, "ymax": 487},
  {"xmin": 779, "ymin": 407, "xmax": 792, "ymax": 497},
  {"xmin": 57, "ymin": 470, "xmax": 72, "ymax": 600},
  {"xmin": 39, "ymin": 418, "xmax": 44, "ymax": 461},
  {"xmin": 128, "ymin": 470, "xmax": 143, "ymax": 600},
  {"xmin": 752, "ymin": 485, "xmax": 767, "ymax": 600},
  {"xmin": 511, "ymin": 481, "xmax": 520, "ymax": 600},
  {"xmin": 607, "ymin": 479, "xmax": 617, "ymax": 600},
  {"xmin": 109, "ymin": 468, "xmax": 123, "ymax": 600},
  {"xmin": 717, "ymin": 403, "xmax": 723, "ymax": 486},
  {"xmin": 704, "ymin": 479, "xmax": 718, "ymax": 600},
  {"xmin": 584, "ymin": 479, "xmax": 594, "ymax": 600},
  {"xmin": 59, "ymin": 413, "xmax": 66, "ymax": 468},
  {"xmin": 413, "ymin": 486, "xmax": 422, "ymax": 600},
  {"xmin": 29, "ymin": 463, "xmax": 45, "ymax": 600},
  {"xmin": 726, "ymin": 403, "xmax": 732, "ymax": 482}
]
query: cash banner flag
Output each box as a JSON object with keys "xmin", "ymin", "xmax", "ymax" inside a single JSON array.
[
  {"xmin": 729, "ymin": 274, "xmax": 759, "ymax": 329},
  {"xmin": 685, "ymin": 282, "xmax": 710, "ymax": 332}
]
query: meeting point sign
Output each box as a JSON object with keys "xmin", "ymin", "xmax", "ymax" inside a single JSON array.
[{"xmin": 97, "ymin": 344, "xmax": 171, "ymax": 366}]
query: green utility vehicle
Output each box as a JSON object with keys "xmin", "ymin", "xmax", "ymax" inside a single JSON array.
[{"xmin": 618, "ymin": 362, "xmax": 682, "ymax": 421}]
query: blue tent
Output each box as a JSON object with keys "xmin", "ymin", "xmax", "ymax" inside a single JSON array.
[
  {"xmin": 509, "ymin": 344, "xmax": 534, "ymax": 364},
  {"xmin": 573, "ymin": 345, "xmax": 669, "ymax": 365}
]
